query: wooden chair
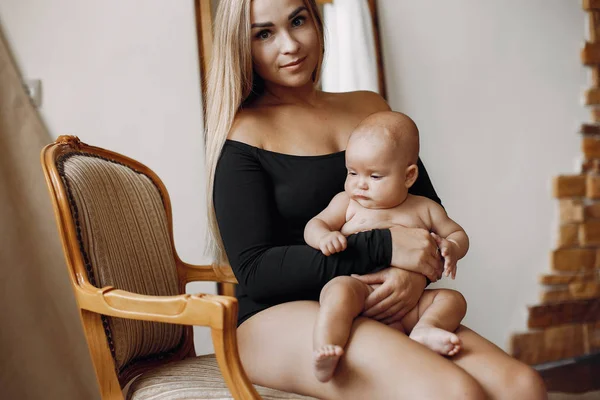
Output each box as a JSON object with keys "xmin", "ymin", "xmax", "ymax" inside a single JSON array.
[{"xmin": 41, "ymin": 135, "xmax": 317, "ymax": 400}]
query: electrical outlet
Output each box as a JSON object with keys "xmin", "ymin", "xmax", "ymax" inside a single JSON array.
[{"xmin": 23, "ymin": 79, "xmax": 42, "ymax": 107}]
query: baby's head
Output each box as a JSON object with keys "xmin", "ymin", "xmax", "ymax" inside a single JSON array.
[{"xmin": 345, "ymin": 111, "xmax": 419, "ymax": 209}]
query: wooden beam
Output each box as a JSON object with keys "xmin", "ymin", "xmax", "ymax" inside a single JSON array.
[
  {"xmin": 580, "ymin": 123, "xmax": 600, "ymax": 135},
  {"xmin": 510, "ymin": 324, "xmax": 589, "ymax": 365},
  {"xmin": 559, "ymin": 199, "xmax": 584, "ymax": 224},
  {"xmin": 528, "ymin": 299, "xmax": 600, "ymax": 329},
  {"xmin": 583, "ymin": 0, "xmax": 600, "ymax": 11},
  {"xmin": 570, "ymin": 282, "xmax": 600, "ymax": 299},
  {"xmin": 536, "ymin": 352, "xmax": 600, "ymax": 393},
  {"xmin": 592, "ymin": 106, "xmax": 600, "ymax": 123},
  {"xmin": 557, "ymin": 224, "xmax": 580, "ymax": 248},
  {"xmin": 582, "ymin": 42, "xmax": 600, "ymax": 65},
  {"xmin": 583, "ymin": 135, "xmax": 600, "ymax": 159},
  {"xmin": 194, "ymin": 0, "xmax": 213, "ymax": 115},
  {"xmin": 585, "ymin": 88, "xmax": 600, "ymax": 105},
  {"xmin": 580, "ymin": 220, "xmax": 600, "ymax": 245},
  {"xmin": 588, "ymin": 9, "xmax": 600, "ymax": 42},
  {"xmin": 586, "ymin": 202, "xmax": 600, "ymax": 218},
  {"xmin": 588, "ymin": 174, "xmax": 600, "ymax": 199},
  {"xmin": 539, "ymin": 271, "xmax": 597, "ymax": 286},
  {"xmin": 582, "ymin": 158, "xmax": 600, "ymax": 174},
  {"xmin": 551, "ymin": 248, "xmax": 597, "ymax": 272},
  {"xmin": 553, "ymin": 175, "xmax": 587, "ymax": 198},
  {"xmin": 541, "ymin": 289, "xmax": 573, "ymax": 303},
  {"xmin": 367, "ymin": 0, "xmax": 386, "ymax": 99}
]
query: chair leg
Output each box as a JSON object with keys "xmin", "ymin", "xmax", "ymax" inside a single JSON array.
[
  {"xmin": 80, "ymin": 310, "xmax": 124, "ymax": 400},
  {"xmin": 211, "ymin": 300, "xmax": 261, "ymax": 400}
]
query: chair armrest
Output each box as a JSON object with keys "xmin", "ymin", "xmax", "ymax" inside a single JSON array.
[
  {"xmin": 75, "ymin": 283, "xmax": 260, "ymax": 399},
  {"xmin": 178, "ymin": 261, "xmax": 238, "ymax": 285},
  {"xmin": 75, "ymin": 282, "xmax": 235, "ymax": 329}
]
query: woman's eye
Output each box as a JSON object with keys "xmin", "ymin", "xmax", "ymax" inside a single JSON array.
[
  {"xmin": 256, "ymin": 30, "xmax": 271, "ymax": 40},
  {"xmin": 292, "ymin": 16, "xmax": 306, "ymax": 27}
]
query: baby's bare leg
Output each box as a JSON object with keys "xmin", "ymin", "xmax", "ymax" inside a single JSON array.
[
  {"xmin": 313, "ymin": 276, "xmax": 372, "ymax": 382},
  {"xmin": 398, "ymin": 289, "xmax": 467, "ymax": 356}
]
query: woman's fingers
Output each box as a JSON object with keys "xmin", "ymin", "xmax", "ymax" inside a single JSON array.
[
  {"xmin": 422, "ymin": 256, "xmax": 441, "ymax": 282},
  {"xmin": 362, "ymin": 286, "xmax": 393, "ymax": 316},
  {"xmin": 363, "ymin": 295, "xmax": 395, "ymax": 318},
  {"xmin": 372, "ymin": 300, "xmax": 404, "ymax": 321},
  {"xmin": 351, "ymin": 271, "xmax": 384, "ymax": 286}
]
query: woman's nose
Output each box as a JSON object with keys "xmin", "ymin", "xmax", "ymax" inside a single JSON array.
[{"xmin": 279, "ymin": 31, "xmax": 300, "ymax": 54}]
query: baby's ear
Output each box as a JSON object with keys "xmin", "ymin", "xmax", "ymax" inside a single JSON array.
[{"xmin": 405, "ymin": 164, "xmax": 419, "ymax": 188}]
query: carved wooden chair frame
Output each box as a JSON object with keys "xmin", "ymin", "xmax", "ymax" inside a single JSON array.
[{"xmin": 41, "ymin": 135, "xmax": 260, "ymax": 400}]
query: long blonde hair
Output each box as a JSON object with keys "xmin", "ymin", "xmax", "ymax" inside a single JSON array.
[{"xmin": 205, "ymin": 0, "xmax": 325, "ymax": 265}]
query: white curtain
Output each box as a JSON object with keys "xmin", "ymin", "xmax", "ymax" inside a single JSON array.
[
  {"xmin": 321, "ymin": 0, "xmax": 379, "ymax": 93},
  {"xmin": 0, "ymin": 25, "xmax": 100, "ymax": 399}
]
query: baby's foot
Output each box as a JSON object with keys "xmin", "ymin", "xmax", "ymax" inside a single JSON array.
[
  {"xmin": 313, "ymin": 345, "xmax": 344, "ymax": 382},
  {"xmin": 410, "ymin": 326, "xmax": 462, "ymax": 356}
]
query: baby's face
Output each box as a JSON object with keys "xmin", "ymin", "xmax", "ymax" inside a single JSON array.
[{"xmin": 344, "ymin": 135, "xmax": 409, "ymax": 209}]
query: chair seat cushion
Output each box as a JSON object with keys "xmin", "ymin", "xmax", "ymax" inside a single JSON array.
[{"xmin": 127, "ymin": 354, "xmax": 319, "ymax": 400}]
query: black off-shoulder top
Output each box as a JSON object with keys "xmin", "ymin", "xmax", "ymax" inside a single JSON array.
[{"xmin": 213, "ymin": 139, "xmax": 441, "ymax": 326}]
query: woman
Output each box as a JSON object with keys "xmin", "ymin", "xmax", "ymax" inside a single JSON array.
[{"xmin": 205, "ymin": 0, "xmax": 547, "ymax": 399}]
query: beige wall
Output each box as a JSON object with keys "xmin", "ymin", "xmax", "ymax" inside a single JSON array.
[
  {"xmin": 378, "ymin": 0, "xmax": 587, "ymax": 348},
  {"xmin": 0, "ymin": 0, "xmax": 216, "ymax": 356},
  {"xmin": 0, "ymin": 27, "xmax": 100, "ymax": 400}
]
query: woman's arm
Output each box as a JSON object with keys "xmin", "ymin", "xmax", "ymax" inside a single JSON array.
[
  {"xmin": 214, "ymin": 143, "xmax": 391, "ymax": 302},
  {"xmin": 410, "ymin": 157, "xmax": 442, "ymax": 206}
]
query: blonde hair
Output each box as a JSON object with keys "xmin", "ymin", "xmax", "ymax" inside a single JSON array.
[{"xmin": 205, "ymin": 0, "xmax": 325, "ymax": 265}]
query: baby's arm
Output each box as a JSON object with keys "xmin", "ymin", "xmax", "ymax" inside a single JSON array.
[
  {"xmin": 304, "ymin": 192, "xmax": 351, "ymax": 256},
  {"xmin": 428, "ymin": 201, "xmax": 469, "ymax": 279}
]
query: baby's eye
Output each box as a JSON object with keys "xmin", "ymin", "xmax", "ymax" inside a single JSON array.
[
  {"xmin": 348, "ymin": 171, "xmax": 357, "ymax": 176},
  {"xmin": 291, "ymin": 16, "xmax": 306, "ymax": 27},
  {"xmin": 371, "ymin": 175, "xmax": 382, "ymax": 180},
  {"xmin": 256, "ymin": 30, "xmax": 271, "ymax": 40}
]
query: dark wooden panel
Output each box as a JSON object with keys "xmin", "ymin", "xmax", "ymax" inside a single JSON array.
[
  {"xmin": 528, "ymin": 299, "xmax": 600, "ymax": 329},
  {"xmin": 536, "ymin": 351, "xmax": 600, "ymax": 393}
]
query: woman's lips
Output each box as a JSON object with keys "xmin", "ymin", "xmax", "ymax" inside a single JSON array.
[{"xmin": 281, "ymin": 56, "xmax": 306, "ymax": 69}]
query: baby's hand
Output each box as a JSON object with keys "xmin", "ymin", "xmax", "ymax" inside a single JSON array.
[
  {"xmin": 430, "ymin": 232, "xmax": 458, "ymax": 279},
  {"xmin": 319, "ymin": 231, "xmax": 347, "ymax": 256}
]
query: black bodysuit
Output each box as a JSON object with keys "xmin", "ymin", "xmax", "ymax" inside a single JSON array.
[{"xmin": 214, "ymin": 139, "xmax": 441, "ymax": 326}]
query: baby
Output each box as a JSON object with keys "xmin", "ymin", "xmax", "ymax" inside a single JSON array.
[{"xmin": 304, "ymin": 111, "xmax": 470, "ymax": 383}]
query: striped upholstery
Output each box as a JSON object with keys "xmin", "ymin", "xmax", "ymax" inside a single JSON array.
[
  {"xmin": 60, "ymin": 154, "xmax": 184, "ymax": 371},
  {"xmin": 128, "ymin": 355, "xmax": 318, "ymax": 400}
]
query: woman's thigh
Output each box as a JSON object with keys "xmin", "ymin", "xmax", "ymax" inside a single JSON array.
[
  {"xmin": 237, "ymin": 301, "xmax": 487, "ymax": 400},
  {"xmin": 452, "ymin": 325, "xmax": 547, "ymax": 400}
]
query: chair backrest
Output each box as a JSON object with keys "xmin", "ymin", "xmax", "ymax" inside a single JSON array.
[{"xmin": 42, "ymin": 136, "xmax": 195, "ymax": 387}]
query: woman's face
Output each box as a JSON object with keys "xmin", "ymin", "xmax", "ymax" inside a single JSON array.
[{"xmin": 250, "ymin": 0, "xmax": 319, "ymax": 88}]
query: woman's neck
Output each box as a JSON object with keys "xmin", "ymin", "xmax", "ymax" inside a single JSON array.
[{"xmin": 260, "ymin": 81, "xmax": 321, "ymax": 107}]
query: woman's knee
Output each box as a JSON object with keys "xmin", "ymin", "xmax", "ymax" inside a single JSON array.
[
  {"xmin": 438, "ymin": 369, "xmax": 487, "ymax": 400},
  {"xmin": 502, "ymin": 363, "xmax": 547, "ymax": 399}
]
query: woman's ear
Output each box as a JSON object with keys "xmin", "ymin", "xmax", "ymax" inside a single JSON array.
[{"xmin": 405, "ymin": 164, "xmax": 419, "ymax": 188}]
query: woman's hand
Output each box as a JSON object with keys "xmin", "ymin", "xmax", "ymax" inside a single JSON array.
[
  {"xmin": 352, "ymin": 268, "xmax": 427, "ymax": 324},
  {"xmin": 389, "ymin": 225, "xmax": 443, "ymax": 282}
]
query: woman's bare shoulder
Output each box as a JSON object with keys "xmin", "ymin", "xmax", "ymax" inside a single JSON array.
[
  {"xmin": 228, "ymin": 108, "xmax": 270, "ymax": 148},
  {"xmin": 325, "ymin": 90, "xmax": 391, "ymax": 115}
]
